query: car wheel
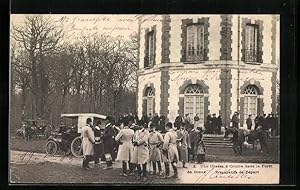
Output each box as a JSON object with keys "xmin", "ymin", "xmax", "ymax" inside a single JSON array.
[{"xmin": 45, "ymin": 140, "xmax": 58, "ymax": 156}]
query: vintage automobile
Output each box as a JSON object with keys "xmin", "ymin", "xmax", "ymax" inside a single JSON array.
[{"xmin": 45, "ymin": 113, "xmax": 107, "ymax": 157}]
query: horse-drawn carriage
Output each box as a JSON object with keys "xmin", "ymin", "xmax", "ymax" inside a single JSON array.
[{"xmin": 45, "ymin": 113, "xmax": 107, "ymax": 157}]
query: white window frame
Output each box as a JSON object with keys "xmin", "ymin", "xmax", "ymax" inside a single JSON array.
[
  {"xmin": 243, "ymin": 86, "xmax": 258, "ymax": 128},
  {"xmin": 245, "ymin": 24, "xmax": 259, "ymax": 62},
  {"xmin": 186, "ymin": 24, "xmax": 205, "ymax": 60},
  {"xmin": 184, "ymin": 85, "xmax": 205, "ymax": 126},
  {"xmin": 147, "ymin": 31, "xmax": 155, "ymax": 67},
  {"xmin": 146, "ymin": 88, "xmax": 154, "ymax": 117}
]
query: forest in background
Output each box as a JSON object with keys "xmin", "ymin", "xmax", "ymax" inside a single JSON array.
[{"xmin": 10, "ymin": 15, "xmax": 138, "ymax": 130}]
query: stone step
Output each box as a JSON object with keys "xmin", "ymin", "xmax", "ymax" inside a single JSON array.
[
  {"xmin": 205, "ymin": 142, "xmax": 233, "ymax": 146},
  {"xmin": 202, "ymin": 135, "xmax": 233, "ymax": 148},
  {"xmin": 205, "ymin": 144, "xmax": 232, "ymax": 148}
]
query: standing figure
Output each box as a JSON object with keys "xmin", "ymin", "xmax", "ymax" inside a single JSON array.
[
  {"xmin": 188, "ymin": 128, "xmax": 198, "ymax": 162},
  {"xmin": 177, "ymin": 125, "xmax": 190, "ymax": 168},
  {"xmin": 131, "ymin": 124, "xmax": 150, "ymax": 182},
  {"xmin": 194, "ymin": 127, "xmax": 206, "ymax": 163},
  {"xmin": 246, "ymin": 115, "xmax": 253, "ymax": 130},
  {"xmin": 232, "ymin": 127, "xmax": 242, "ymax": 155},
  {"xmin": 115, "ymin": 121, "xmax": 135, "ymax": 176},
  {"xmin": 205, "ymin": 114, "xmax": 212, "ymax": 133},
  {"xmin": 94, "ymin": 121, "xmax": 105, "ymax": 165},
  {"xmin": 211, "ymin": 114, "xmax": 218, "ymax": 134},
  {"xmin": 103, "ymin": 122, "xmax": 116, "ymax": 168},
  {"xmin": 161, "ymin": 122, "xmax": 179, "ymax": 179},
  {"xmin": 231, "ymin": 112, "xmax": 239, "ymax": 129},
  {"xmin": 174, "ymin": 114, "xmax": 184, "ymax": 130},
  {"xmin": 158, "ymin": 114, "xmax": 166, "ymax": 133},
  {"xmin": 194, "ymin": 114, "xmax": 200, "ymax": 129},
  {"xmin": 217, "ymin": 113, "xmax": 222, "ymax": 134},
  {"xmin": 148, "ymin": 123, "xmax": 164, "ymax": 175},
  {"xmin": 141, "ymin": 113, "xmax": 149, "ymax": 127},
  {"xmin": 81, "ymin": 118, "xmax": 95, "ymax": 170},
  {"xmin": 184, "ymin": 113, "xmax": 191, "ymax": 129}
]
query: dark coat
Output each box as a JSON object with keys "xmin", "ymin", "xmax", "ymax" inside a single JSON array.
[
  {"xmin": 103, "ymin": 125, "xmax": 115, "ymax": 154},
  {"xmin": 212, "ymin": 117, "xmax": 218, "ymax": 127},
  {"xmin": 152, "ymin": 115, "xmax": 160, "ymax": 127},
  {"xmin": 174, "ymin": 116, "xmax": 183, "ymax": 129},
  {"xmin": 231, "ymin": 115, "xmax": 239, "ymax": 128},
  {"xmin": 158, "ymin": 115, "xmax": 166, "ymax": 132},
  {"xmin": 94, "ymin": 127, "xmax": 105, "ymax": 158},
  {"xmin": 246, "ymin": 118, "xmax": 252, "ymax": 129},
  {"xmin": 217, "ymin": 116, "xmax": 222, "ymax": 127}
]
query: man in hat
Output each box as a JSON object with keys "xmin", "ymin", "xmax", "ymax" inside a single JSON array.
[
  {"xmin": 174, "ymin": 114, "xmax": 184, "ymax": 130},
  {"xmin": 246, "ymin": 115, "xmax": 253, "ymax": 130},
  {"xmin": 148, "ymin": 123, "xmax": 164, "ymax": 175},
  {"xmin": 115, "ymin": 120, "xmax": 135, "ymax": 176},
  {"xmin": 152, "ymin": 113, "xmax": 160, "ymax": 128},
  {"xmin": 211, "ymin": 114, "xmax": 218, "ymax": 134},
  {"xmin": 161, "ymin": 122, "xmax": 179, "ymax": 179},
  {"xmin": 188, "ymin": 126, "xmax": 198, "ymax": 162},
  {"xmin": 193, "ymin": 113, "xmax": 200, "ymax": 130},
  {"xmin": 205, "ymin": 113, "xmax": 212, "ymax": 133},
  {"xmin": 231, "ymin": 127, "xmax": 242, "ymax": 156},
  {"xmin": 81, "ymin": 118, "xmax": 95, "ymax": 170},
  {"xmin": 158, "ymin": 114, "xmax": 166, "ymax": 133},
  {"xmin": 231, "ymin": 112, "xmax": 239, "ymax": 129},
  {"xmin": 131, "ymin": 123, "xmax": 150, "ymax": 181},
  {"xmin": 177, "ymin": 124, "xmax": 190, "ymax": 168}
]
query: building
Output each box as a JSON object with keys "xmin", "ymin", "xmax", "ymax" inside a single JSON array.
[{"xmin": 136, "ymin": 14, "xmax": 279, "ymax": 129}]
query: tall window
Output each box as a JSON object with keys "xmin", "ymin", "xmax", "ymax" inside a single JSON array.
[
  {"xmin": 146, "ymin": 87, "xmax": 154, "ymax": 117},
  {"xmin": 186, "ymin": 24, "xmax": 205, "ymax": 62},
  {"xmin": 184, "ymin": 84, "xmax": 205, "ymax": 125},
  {"xmin": 146, "ymin": 31, "xmax": 155, "ymax": 67},
  {"xmin": 243, "ymin": 86, "xmax": 258, "ymax": 124},
  {"xmin": 245, "ymin": 24, "xmax": 259, "ymax": 62}
]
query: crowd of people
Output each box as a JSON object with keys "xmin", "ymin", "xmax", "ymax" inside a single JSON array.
[
  {"xmin": 231, "ymin": 112, "xmax": 279, "ymax": 136},
  {"xmin": 80, "ymin": 114, "xmax": 207, "ymax": 181}
]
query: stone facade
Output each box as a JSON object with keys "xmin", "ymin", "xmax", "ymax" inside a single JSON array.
[{"xmin": 137, "ymin": 15, "xmax": 279, "ymax": 128}]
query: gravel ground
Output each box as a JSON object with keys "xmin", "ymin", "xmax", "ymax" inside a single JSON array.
[
  {"xmin": 10, "ymin": 162, "xmax": 177, "ymax": 184},
  {"xmin": 10, "ymin": 136, "xmax": 279, "ymax": 163}
]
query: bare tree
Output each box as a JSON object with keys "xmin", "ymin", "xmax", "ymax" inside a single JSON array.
[{"xmin": 11, "ymin": 15, "xmax": 64, "ymax": 119}]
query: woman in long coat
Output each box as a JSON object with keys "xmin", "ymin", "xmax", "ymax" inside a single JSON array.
[
  {"xmin": 81, "ymin": 118, "xmax": 95, "ymax": 169},
  {"xmin": 115, "ymin": 125, "xmax": 134, "ymax": 176}
]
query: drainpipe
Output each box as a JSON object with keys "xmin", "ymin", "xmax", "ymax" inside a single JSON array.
[
  {"xmin": 237, "ymin": 15, "xmax": 240, "ymax": 113},
  {"xmin": 136, "ymin": 15, "xmax": 143, "ymax": 117}
]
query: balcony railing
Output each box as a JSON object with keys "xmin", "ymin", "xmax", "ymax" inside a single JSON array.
[{"xmin": 243, "ymin": 49, "xmax": 262, "ymax": 63}]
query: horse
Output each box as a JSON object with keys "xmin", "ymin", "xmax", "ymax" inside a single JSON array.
[{"xmin": 224, "ymin": 127, "xmax": 269, "ymax": 155}]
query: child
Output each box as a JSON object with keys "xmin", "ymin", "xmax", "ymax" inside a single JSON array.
[{"xmin": 194, "ymin": 127, "xmax": 206, "ymax": 164}]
